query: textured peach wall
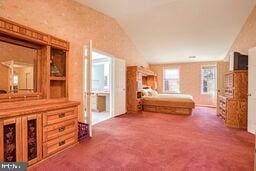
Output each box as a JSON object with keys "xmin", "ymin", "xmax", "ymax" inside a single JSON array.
[
  {"xmin": 150, "ymin": 62, "xmax": 218, "ymax": 106},
  {"xmin": 0, "ymin": 0, "xmax": 148, "ymax": 121},
  {"xmin": 226, "ymin": 6, "xmax": 256, "ymax": 57}
]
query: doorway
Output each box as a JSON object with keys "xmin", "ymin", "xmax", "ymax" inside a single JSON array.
[
  {"xmin": 84, "ymin": 41, "xmax": 126, "ymax": 137},
  {"xmin": 91, "ymin": 51, "xmax": 112, "ymax": 125}
]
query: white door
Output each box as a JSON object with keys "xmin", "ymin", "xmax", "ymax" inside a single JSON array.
[
  {"xmin": 248, "ymin": 47, "xmax": 256, "ymax": 134},
  {"xmin": 84, "ymin": 40, "xmax": 93, "ymax": 136},
  {"xmin": 112, "ymin": 58, "xmax": 126, "ymax": 117}
]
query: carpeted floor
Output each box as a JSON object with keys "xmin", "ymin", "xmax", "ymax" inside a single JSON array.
[{"xmin": 32, "ymin": 107, "xmax": 254, "ymax": 171}]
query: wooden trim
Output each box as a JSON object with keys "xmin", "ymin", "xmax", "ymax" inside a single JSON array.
[
  {"xmin": 0, "ymin": 98, "xmax": 74, "ymax": 110},
  {"xmin": 22, "ymin": 116, "xmax": 28, "ymax": 162},
  {"xmin": 0, "ymin": 93, "xmax": 43, "ymax": 103},
  {"xmin": 50, "ymin": 77, "xmax": 66, "ymax": 81},
  {"xmin": 0, "ymin": 120, "xmax": 3, "ymax": 161},
  {"xmin": 16, "ymin": 117, "xmax": 22, "ymax": 161},
  {"xmin": 0, "ymin": 35, "xmax": 41, "ymax": 49},
  {"xmin": 74, "ymin": 107, "xmax": 78, "ymax": 141},
  {"xmin": 0, "ymin": 17, "xmax": 69, "ymax": 50},
  {"xmin": 46, "ymin": 46, "xmax": 51, "ymax": 99},
  {"xmin": 143, "ymin": 105, "xmax": 193, "ymax": 115},
  {"xmin": 0, "ymin": 101, "xmax": 80, "ymax": 119},
  {"xmin": 22, "ymin": 113, "xmax": 42, "ymax": 165},
  {"xmin": 0, "ymin": 92, "xmax": 42, "ymax": 99},
  {"xmin": 40, "ymin": 46, "xmax": 48, "ymax": 99},
  {"xmin": 37, "ymin": 49, "xmax": 42, "ymax": 92},
  {"xmin": 0, "ymin": 17, "xmax": 49, "ymax": 45},
  {"xmin": 50, "ymin": 36, "xmax": 69, "ymax": 50},
  {"xmin": 66, "ymin": 49, "xmax": 69, "ymax": 98},
  {"xmin": 3, "ymin": 118, "xmax": 17, "ymax": 125},
  {"xmin": 37, "ymin": 114, "xmax": 43, "ymax": 163}
]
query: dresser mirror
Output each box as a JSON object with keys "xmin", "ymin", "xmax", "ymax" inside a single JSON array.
[{"xmin": 0, "ymin": 40, "xmax": 38, "ymax": 94}]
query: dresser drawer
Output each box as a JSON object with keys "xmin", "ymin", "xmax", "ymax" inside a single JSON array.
[
  {"xmin": 43, "ymin": 119, "xmax": 77, "ymax": 142},
  {"xmin": 43, "ymin": 132, "xmax": 76, "ymax": 158},
  {"xmin": 143, "ymin": 105, "xmax": 156, "ymax": 112},
  {"xmin": 43, "ymin": 108, "xmax": 77, "ymax": 126}
]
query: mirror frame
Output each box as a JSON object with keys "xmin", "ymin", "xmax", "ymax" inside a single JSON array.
[{"xmin": 0, "ymin": 35, "xmax": 42, "ymax": 102}]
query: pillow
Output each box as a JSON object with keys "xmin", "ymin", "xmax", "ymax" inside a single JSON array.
[
  {"xmin": 147, "ymin": 89, "xmax": 153, "ymax": 96},
  {"xmin": 141, "ymin": 89, "xmax": 149, "ymax": 96},
  {"xmin": 147, "ymin": 89, "xmax": 158, "ymax": 96},
  {"xmin": 151, "ymin": 90, "xmax": 158, "ymax": 96}
]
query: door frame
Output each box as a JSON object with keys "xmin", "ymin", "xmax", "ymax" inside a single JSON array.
[
  {"xmin": 84, "ymin": 46, "xmax": 121, "ymax": 135},
  {"xmin": 83, "ymin": 40, "xmax": 93, "ymax": 137}
]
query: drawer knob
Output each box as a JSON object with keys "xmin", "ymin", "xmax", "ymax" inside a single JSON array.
[
  {"xmin": 59, "ymin": 113, "xmax": 65, "ymax": 118},
  {"xmin": 59, "ymin": 126, "xmax": 66, "ymax": 132},
  {"xmin": 59, "ymin": 140, "xmax": 66, "ymax": 146}
]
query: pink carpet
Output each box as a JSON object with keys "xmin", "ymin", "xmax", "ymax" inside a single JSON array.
[{"xmin": 32, "ymin": 107, "xmax": 254, "ymax": 171}]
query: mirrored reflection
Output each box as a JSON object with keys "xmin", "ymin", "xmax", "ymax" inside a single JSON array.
[{"xmin": 0, "ymin": 41, "xmax": 37, "ymax": 94}]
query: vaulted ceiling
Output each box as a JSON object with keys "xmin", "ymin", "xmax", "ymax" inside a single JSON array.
[{"xmin": 76, "ymin": 0, "xmax": 256, "ymax": 64}]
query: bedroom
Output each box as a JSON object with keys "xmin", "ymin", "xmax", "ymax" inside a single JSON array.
[{"xmin": 0, "ymin": 0, "xmax": 255, "ymax": 170}]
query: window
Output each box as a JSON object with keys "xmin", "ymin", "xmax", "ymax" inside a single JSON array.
[
  {"xmin": 201, "ymin": 65, "xmax": 216, "ymax": 94},
  {"xmin": 163, "ymin": 68, "xmax": 180, "ymax": 93}
]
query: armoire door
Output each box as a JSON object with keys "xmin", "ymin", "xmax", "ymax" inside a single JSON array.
[
  {"xmin": 22, "ymin": 114, "xmax": 42, "ymax": 165},
  {"xmin": 0, "ymin": 117, "xmax": 22, "ymax": 162}
]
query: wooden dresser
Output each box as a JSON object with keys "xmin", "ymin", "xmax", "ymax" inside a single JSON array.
[
  {"xmin": 0, "ymin": 17, "xmax": 80, "ymax": 167},
  {"xmin": 126, "ymin": 66, "xmax": 157, "ymax": 113},
  {"xmin": 0, "ymin": 99, "xmax": 79, "ymax": 165},
  {"xmin": 218, "ymin": 70, "xmax": 248, "ymax": 129}
]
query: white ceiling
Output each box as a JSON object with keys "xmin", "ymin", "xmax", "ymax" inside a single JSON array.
[{"xmin": 76, "ymin": 0, "xmax": 256, "ymax": 64}]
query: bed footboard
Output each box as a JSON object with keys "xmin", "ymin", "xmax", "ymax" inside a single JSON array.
[{"xmin": 143, "ymin": 105, "xmax": 192, "ymax": 115}]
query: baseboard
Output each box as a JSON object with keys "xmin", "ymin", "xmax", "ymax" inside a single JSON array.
[
  {"xmin": 248, "ymin": 124, "xmax": 256, "ymax": 134},
  {"xmin": 195, "ymin": 104, "xmax": 217, "ymax": 108}
]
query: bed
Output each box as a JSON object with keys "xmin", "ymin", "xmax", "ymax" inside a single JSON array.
[{"xmin": 142, "ymin": 93, "xmax": 195, "ymax": 115}]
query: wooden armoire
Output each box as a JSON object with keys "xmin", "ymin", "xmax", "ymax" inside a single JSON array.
[
  {"xmin": 0, "ymin": 17, "xmax": 80, "ymax": 166},
  {"xmin": 126, "ymin": 66, "xmax": 157, "ymax": 113},
  {"xmin": 218, "ymin": 70, "xmax": 248, "ymax": 129}
]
